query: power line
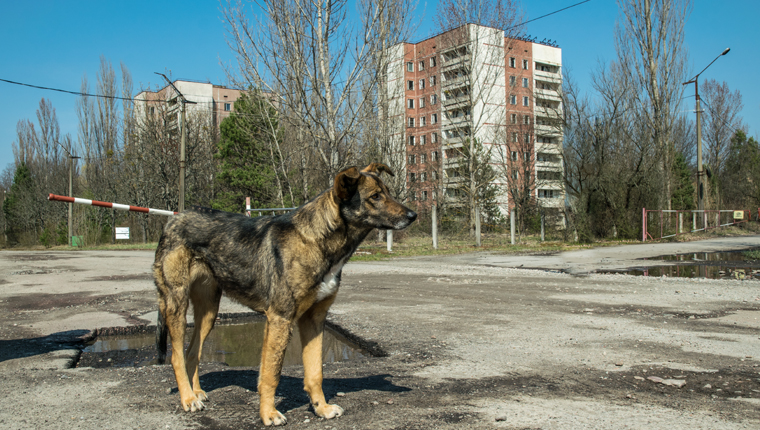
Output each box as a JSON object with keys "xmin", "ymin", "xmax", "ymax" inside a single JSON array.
[{"xmin": 506, "ymin": 0, "xmax": 593, "ymax": 31}]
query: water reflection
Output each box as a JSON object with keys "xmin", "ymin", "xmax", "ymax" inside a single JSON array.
[{"xmin": 85, "ymin": 321, "xmax": 366, "ymax": 367}]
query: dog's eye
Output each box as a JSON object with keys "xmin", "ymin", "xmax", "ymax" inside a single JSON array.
[{"xmin": 370, "ymin": 193, "xmax": 381, "ymax": 200}]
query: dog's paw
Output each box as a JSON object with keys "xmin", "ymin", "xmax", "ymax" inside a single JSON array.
[
  {"xmin": 194, "ymin": 389, "xmax": 208, "ymax": 402},
  {"xmin": 181, "ymin": 395, "xmax": 205, "ymax": 412},
  {"xmin": 261, "ymin": 410, "xmax": 287, "ymax": 426},
  {"xmin": 315, "ymin": 403, "xmax": 344, "ymax": 420}
]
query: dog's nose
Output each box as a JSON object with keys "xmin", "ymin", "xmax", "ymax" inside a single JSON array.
[{"xmin": 407, "ymin": 210, "xmax": 417, "ymax": 222}]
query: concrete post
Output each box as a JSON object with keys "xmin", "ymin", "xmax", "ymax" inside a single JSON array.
[
  {"xmin": 432, "ymin": 204, "xmax": 438, "ymax": 250},
  {"xmin": 387, "ymin": 229, "xmax": 393, "ymax": 252},
  {"xmin": 475, "ymin": 205, "xmax": 481, "ymax": 247},
  {"xmin": 510, "ymin": 209, "xmax": 516, "ymax": 245}
]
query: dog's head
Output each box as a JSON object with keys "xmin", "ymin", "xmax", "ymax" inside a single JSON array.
[{"xmin": 333, "ymin": 163, "xmax": 417, "ymax": 230}]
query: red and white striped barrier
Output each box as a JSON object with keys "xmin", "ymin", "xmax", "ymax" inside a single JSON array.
[{"xmin": 48, "ymin": 194, "xmax": 177, "ymax": 216}]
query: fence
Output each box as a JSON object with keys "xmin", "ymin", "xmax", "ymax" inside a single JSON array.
[{"xmin": 642, "ymin": 208, "xmax": 755, "ymax": 242}]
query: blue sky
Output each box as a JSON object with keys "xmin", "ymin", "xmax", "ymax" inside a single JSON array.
[{"xmin": 1, "ymin": 0, "xmax": 758, "ymax": 175}]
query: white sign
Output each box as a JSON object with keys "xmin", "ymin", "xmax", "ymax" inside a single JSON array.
[{"xmin": 115, "ymin": 227, "xmax": 130, "ymax": 240}]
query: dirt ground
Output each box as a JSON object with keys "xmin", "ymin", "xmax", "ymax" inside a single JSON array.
[{"xmin": 1, "ymin": 236, "xmax": 760, "ymax": 429}]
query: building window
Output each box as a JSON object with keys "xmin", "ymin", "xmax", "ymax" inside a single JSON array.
[
  {"xmin": 224, "ymin": 103, "xmax": 232, "ymax": 111},
  {"xmin": 523, "ymin": 115, "xmax": 530, "ymax": 125},
  {"xmin": 420, "ymin": 135, "xmax": 426, "ymax": 145},
  {"xmin": 512, "ymin": 132, "xmax": 518, "ymax": 143},
  {"xmin": 432, "ymin": 151, "xmax": 438, "ymax": 161},
  {"xmin": 408, "ymin": 80, "xmax": 414, "ymax": 90},
  {"xmin": 523, "ymin": 59, "xmax": 529, "ymax": 70},
  {"xmin": 149, "ymin": 106, "xmax": 155, "ymax": 114},
  {"xmin": 524, "ymin": 133, "xmax": 531, "ymax": 143},
  {"xmin": 432, "ymin": 133, "xmax": 438, "ymax": 143},
  {"xmin": 409, "ymin": 117, "xmax": 415, "ymax": 127},
  {"xmin": 525, "ymin": 151, "xmax": 531, "ymax": 161},
  {"xmin": 523, "ymin": 96, "xmax": 529, "ymax": 107},
  {"xmin": 432, "ymin": 170, "xmax": 438, "ymax": 180},
  {"xmin": 539, "ymin": 189, "xmax": 556, "ymax": 198},
  {"xmin": 511, "ymin": 151, "xmax": 518, "ymax": 161},
  {"xmin": 431, "ymin": 75, "xmax": 436, "ymax": 86},
  {"xmin": 407, "ymin": 62, "xmax": 413, "ymax": 72},
  {"xmin": 421, "ymin": 172, "xmax": 427, "ymax": 182},
  {"xmin": 510, "ymin": 113, "xmax": 517, "ymax": 124},
  {"xmin": 522, "ymin": 77, "xmax": 529, "ymax": 88},
  {"xmin": 512, "ymin": 170, "xmax": 519, "ymax": 180},
  {"xmin": 408, "ymin": 155, "xmax": 416, "ymax": 165},
  {"xmin": 421, "ymin": 190, "xmax": 428, "ymax": 201},
  {"xmin": 419, "ymin": 79, "xmax": 425, "ymax": 89},
  {"xmin": 509, "ymin": 57, "xmax": 516, "ymax": 68},
  {"xmin": 420, "ymin": 153, "xmax": 426, "ymax": 163},
  {"xmin": 510, "ymin": 76, "xmax": 516, "ymax": 86},
  {"xmin": 431, "ymin": 94, "xmax": 437, "ymax": 105},
  {"xmin": 410, "ymin": 172, "xmax": 416, "ymax": 182},
  {"xmin": 409, "ymin": 135, "xmax": 415, "ymax": 146},
  {"xmin": 408, "ymin": 99, "xmax": 414, "ymax": 109},
  {"xmin": 430, "ymin": 57, "xmax": 436, "ymax": 67},
  {"xmin": 510, "ymin": 95, "xmax": 516, "ymax": 105},
  {"xmin": 419, "ymin": 97, "xmax": 425, "ymax": 108},
  {"xmin": 431, "ymin": 113, "xmax": 437, "ymax": 124}
]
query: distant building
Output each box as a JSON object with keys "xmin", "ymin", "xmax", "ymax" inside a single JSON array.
[
  {"xmin": 383, "ymin": 24, "xmax": 565, "ymax": 220},
  {"xmin": 134, "ymin": 80, "xmax": 244, "ymax": 138}
]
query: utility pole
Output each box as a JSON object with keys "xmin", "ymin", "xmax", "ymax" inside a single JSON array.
[
  {"xmin": 156, "ymin": 73, "xmax": 196, "ymax": 213},
  {"xmin": 683, "ymin": 48, "xmax": 730, "ymax": 212},
  {"xmin": 68, "ymin": 155, "xmax": 80, "ymax": 246}
]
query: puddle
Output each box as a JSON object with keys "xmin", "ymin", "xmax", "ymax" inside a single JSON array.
[
  {"xmin": 602, "ymin": 249, "xmax": 760, "ymax": 280},
  {"xmin": 79, "ymin": 320, "xmax": 367, "ymax": 368}
]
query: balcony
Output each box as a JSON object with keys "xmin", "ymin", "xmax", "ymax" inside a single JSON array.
[
  {"xmin": 442, "ymin": 94, "xmax": 471, "ymax": 109},
  {"xmin": 534, "ymin": 123, "xmax": 562, "ymax": 137},
  {"xmin": 442, "ymin": 54, "xmax": 471, "ymax": 72},
  {"xmin": 442, "ymin": 75, "xmax": 469, "ymax": 90},
  {"xmin": 535, "ymin": 88, "xmax": 562, "ymax": 102},
  {"xmin": 535, "ymin": 105, "xmax": 563, "ymax": 119},
  {"xmin": 442, "ymin": 115, "xmax": 471, "ymax": 130}
]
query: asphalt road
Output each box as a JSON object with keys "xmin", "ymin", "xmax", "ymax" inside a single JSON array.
[{"xmin": 1, "ymin": 235, "xmax": 759, "ymax": 429}]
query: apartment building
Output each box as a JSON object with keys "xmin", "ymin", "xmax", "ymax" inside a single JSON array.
[
  {"xmin": 383, "ymin": 24, "xmax": 565, "ymax": 220},
  {"xmin": 134, "ymin": 80, "xmax": 243, "ymax": 136}
]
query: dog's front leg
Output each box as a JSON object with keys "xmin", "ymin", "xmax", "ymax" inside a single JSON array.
[
  {"xmin": 258, "ymin": 312, "xmax": 293, "ymax": 426},
  {"xmin": 298, "ymin": 298, "xmax": 343, "ymax": 420}
]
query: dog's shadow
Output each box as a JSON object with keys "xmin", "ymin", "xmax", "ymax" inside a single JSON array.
[
  {"xmin": 199, "ymin": 369, "xmax": 411, "ymax": 411},
  {"xmin": 0, "ymin": 330, "xmax": 89, "ymax": 364}
]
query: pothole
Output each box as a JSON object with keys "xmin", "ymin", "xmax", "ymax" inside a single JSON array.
[{"xmin": 77, "ymin": 314, "xmax": 374, "ymax": 368}]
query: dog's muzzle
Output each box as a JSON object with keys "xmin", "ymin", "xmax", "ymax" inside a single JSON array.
[{"xmin": 394, "ymin": 210, "xmax": 417, "ymax": 229}]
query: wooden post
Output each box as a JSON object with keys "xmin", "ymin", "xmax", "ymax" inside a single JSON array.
[{"xmin": 432, "ymin": 204, "xmax": 438, "ymax": 250}]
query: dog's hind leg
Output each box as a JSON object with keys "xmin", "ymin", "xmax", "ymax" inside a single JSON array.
[
  {"xmin": 186, "ymin": 269, "xmax": 221, "ymax": 403},
  {"xmin": 298, "ymin": 297, "xmax": 343, "ymax": 420},
  {"xmin": 159, "ymin": 248, "xmax": 205, "ymax": 412},
  {"xmin": 258, "ymin": 311, "xmax": 294, "ymax": 426}
]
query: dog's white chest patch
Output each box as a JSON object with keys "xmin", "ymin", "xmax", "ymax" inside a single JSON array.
[{"xmin": 316, "ymin": 259, "xmax": 346, "ymax": 302}]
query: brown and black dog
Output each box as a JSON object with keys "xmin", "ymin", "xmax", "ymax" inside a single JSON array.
[{"xmin": 153, "ymin": 163, "xmax": 416, "ymax": 426}]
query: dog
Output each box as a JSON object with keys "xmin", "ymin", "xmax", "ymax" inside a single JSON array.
[{"xmin": 153, "ymin": 163, "xmax": 417, "ymax": 426}]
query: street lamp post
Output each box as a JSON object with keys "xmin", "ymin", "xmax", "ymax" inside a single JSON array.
[{"xmin": 683, "ymin": 47, "xmax": 730, "ymax": 212}]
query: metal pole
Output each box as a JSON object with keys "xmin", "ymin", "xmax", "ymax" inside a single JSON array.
[
  {"xmin": 179, "ymin": 100, "xmax": 186, "ymax": 213},
  {"xmin": 695, "ymin": 81, "xmax": 703, "ymax": 212},
  {"xmin": 642, "ymin": 207, "xmax": 646, "ymax": 241},
  {"xmin": 68, "ymin": 156, "xmax": 79, "ymax": 246},
  {"xmin": 432, "ymin": 204, "xmax": 438, "ymax": 250}
]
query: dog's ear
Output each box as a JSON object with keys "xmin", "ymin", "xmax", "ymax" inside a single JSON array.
[
  {"xmin": 334, "ymin": 166, "xmax": 361, "ymax": 200},
  {"xmin": 361, "ymin": 163, "xmax": 395, "ymax": 177}
]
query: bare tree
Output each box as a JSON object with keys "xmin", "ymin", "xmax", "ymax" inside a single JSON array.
[
  {"xmin": 432, "ymin": 0, "xmax": 524, "ymax": 235},
  {"xmin": 223, "ymin": 0, "xmax": 415, "ymax": 192},
  {"xmin": 700, "ymin": 79, "xmax": 743, "ymax": 207},
  {"xmin": 615, "ymin": 0, "xmax": 691, "ymax": 210}
]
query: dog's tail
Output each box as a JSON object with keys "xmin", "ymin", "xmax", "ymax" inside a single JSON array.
[{"xmin": 156, "ymin": 306, "xmax": 168, "ymax": 364}]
